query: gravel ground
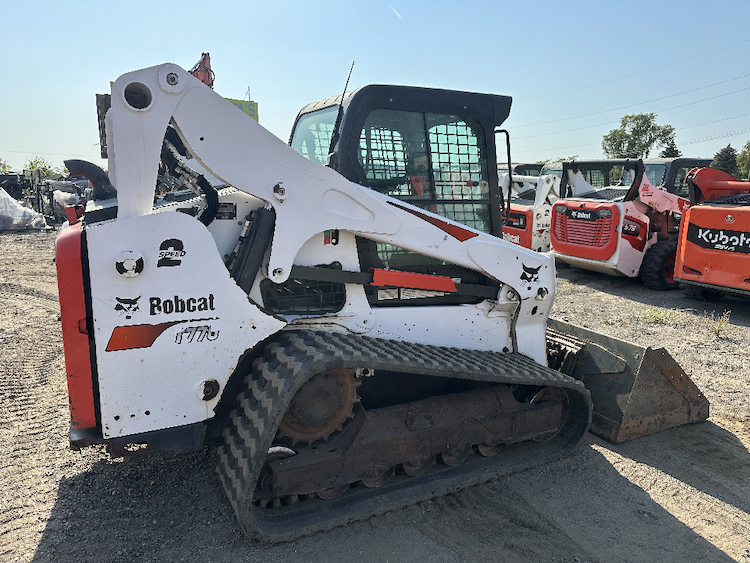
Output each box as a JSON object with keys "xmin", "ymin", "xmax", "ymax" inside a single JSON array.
[{"xmin": 1, "ymin": 230, "xmax": 748, "ymax": 563}]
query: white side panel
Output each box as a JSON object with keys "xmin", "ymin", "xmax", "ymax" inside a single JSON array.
[
  {"xmin": 530, "ymin": 175, "xmax": 559, "ymax": 253},
  {"xmin": 615, "ymin": 201, "xmax": 656, "ymax": 277},
  {"xmin": 467, "ymin": 240, "xmax": 555, "ymax": 365},
  {"xmin": 368, "ymin": 304, "xmax": 514, "ymax": 353},
  {"xmin": 531, "ymin": 203, "xmax": 553, "ymax": 252},
  {"xmin": 86, "ymin": 212, "xmax": 285, "ymax": 438}
]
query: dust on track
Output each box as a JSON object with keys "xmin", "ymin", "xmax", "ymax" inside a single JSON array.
[{"xmin": 1, "ymin": 231, "xmax": 748, "ymax": 563}]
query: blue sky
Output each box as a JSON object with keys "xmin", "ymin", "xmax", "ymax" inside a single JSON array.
[{"xmin": 2, "ymin": 0, "xmax": 749, "ymax": 172}]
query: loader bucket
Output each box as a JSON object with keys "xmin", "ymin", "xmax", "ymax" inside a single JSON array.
[{"xmin": 547, "ymin": 318, "xmax": 709, "ymax": 443}]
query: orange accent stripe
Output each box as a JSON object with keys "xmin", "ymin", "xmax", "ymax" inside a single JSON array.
[
  {"xmin": 388, "ymin": 202, "xmax": 479, "ymax": 242},
  {"xmin": 371, "ymin": 269, "xmax": 457, "ymax": 292},
  {"xmin": 106, "ymin": 321, "xmax": 184, "ymax": 351}
]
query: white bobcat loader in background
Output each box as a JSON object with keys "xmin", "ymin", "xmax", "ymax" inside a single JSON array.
[
  {"xmin": 550, "ymin": 158, "xmax": 710, "ymax": 289},
  {"xmin": 55, "ymin": 63, "xmax": 708, "ymax": 541},
  {"xmin": 498, "ymin": 172, "xmax": 561, "ymax": 251}
]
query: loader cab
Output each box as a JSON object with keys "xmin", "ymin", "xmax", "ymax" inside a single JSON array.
[
  {"xmin": 290, "ymin": 85, "xmax": 513, "ymax": 299},
  {"xmin": 290, "ymin": 85, "xmax": 512, "ymax": 239},
  {"xmin": 652, "ymin": 157, "xmax": 712, "ymax": 198},
  {"xmin": 559, "ymin": 160, "xmax": 634, "ymax": 199},
  {"xmin": 557, "ymin": 158, "xmax": 712, "ymax": 200}
]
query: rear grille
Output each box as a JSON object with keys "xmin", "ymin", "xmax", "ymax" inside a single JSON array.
[{"xmin": 553, "ymin": 212, "xmax": 612, "ymax": 247}]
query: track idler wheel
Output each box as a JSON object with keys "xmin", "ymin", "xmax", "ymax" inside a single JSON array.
[
  {"xmin": 402, "ymin": 456, "xmax": 436, "ymax": 477},
  {"xmin": 316, "ymin": 484, "xmax": 349, "ymax": 500},
  {"xmin": 254, "ymin": 446, "xmax": 297, "ymax": 507},
  {"xmin": 441, "ymin": 445, "xmax": 472, "ymax": 467},
  {"xmin": 477, "ymin": 443, "xmax": 505, "ymax": 457},
  {"xmin": 278, "ymin": 368, "xmax": 361, "ymax": 445},
  {"xmin": 361, "ymin": 466, "xmax": 395, "ymax": 488}
]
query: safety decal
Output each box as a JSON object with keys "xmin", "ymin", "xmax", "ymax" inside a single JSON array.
[
  {"xmin": 686, "ymin": 223, "xmax": 750, "ymax": 254},
  {"xmin": 323, "ymin": 229, "xmax": 340, "ymax": 245},
  {"xmin": 157, "ymin": 238, "xmax": 186, "ymax": 267},
  {"xmin": 215, "ymin": 202, "xmax": 237, "ymax": 220}
]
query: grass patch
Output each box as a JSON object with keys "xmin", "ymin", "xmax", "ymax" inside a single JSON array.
[
  {"xmin": 701, "ymin": 310, "xmax": 731, "ymax": 338},
  {"xmin": 638, "ymin": 308, "xmax": 682, "ymax": 325}
]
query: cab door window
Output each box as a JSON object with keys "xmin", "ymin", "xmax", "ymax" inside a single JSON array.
[
  {"xmin": 671, "ymin": 165, "xmax": 694, "ymax": 198},
  {"xmin": 358, "ymin": 109, "xmax": 491, "ymax": 234}
]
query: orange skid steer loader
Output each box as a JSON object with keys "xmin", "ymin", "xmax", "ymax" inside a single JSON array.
[{"xmin": 676, "ymin": 167, "xmax": 750, "ymax": 297}]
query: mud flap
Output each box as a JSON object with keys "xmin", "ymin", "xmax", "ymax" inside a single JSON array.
[{"xmin": 547, "ymin": 318, "xmax": 709, "ymax": 443}]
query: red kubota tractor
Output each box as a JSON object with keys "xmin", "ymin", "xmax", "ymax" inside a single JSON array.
[{"xmin": 675, "ymin": 167, "xmax": 750, "ymax": 298}]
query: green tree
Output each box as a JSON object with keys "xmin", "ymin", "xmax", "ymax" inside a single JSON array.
[
  {"xmin": 659, "ymin": 138, "xmax": 682, "ymax": 158},
  {"xmin": 0, "ymin": 157, "xmax": 10, "ymax": 173},
  {"xmin": 602, "ymin": 113, "xmax": 676, "ymax": 159},
  {"xmin": 711, "ymin": 144, "xmax": 738, "ymax": 177},
  {"xmin": 736, "ymin": 140, "xmax": 750, "ymax": 180},
  {"xmin": 25, "ymin": 156, "xmax": 63, "ymax": 177}
]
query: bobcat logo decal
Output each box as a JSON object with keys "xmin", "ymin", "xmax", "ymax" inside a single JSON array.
[
  {"xmin": 114, "ymin": 296, "xmax": 141, "ymax": 319},
  {"xmin": 520, "ymin": 264, "xmax": 541, "ymax": 284}
]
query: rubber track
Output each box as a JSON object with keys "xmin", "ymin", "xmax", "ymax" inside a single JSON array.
[{"xmin": 217, "ymin": 330, "xmax": 592, "ymax": 542}]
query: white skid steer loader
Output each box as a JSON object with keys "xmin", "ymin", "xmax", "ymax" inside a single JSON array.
[{"xmin": 55, "ymin": 64, "xmax": 708, "ymax": 541}]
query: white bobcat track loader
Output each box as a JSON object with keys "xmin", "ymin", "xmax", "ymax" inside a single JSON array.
[
  {"xmin": 550, "ymin": 158, "xmax": 710, "ymax": 289},
  {"xmin": 55, "ymin": 63, "xmax": 707, "ymax": 542}
]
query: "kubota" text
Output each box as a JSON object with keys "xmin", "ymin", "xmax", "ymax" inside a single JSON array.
[{"xmin": 696, "ymin": 228, "xmax": 750, "ymax": 252}]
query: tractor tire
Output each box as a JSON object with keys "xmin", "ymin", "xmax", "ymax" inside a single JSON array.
[
  {"xmin": 641, "ymin": 240, "xmax": 679, "ymax": 291},
  {"xmin": 1, "ymin": 180, "xmax": 23, "ymax": 200}
]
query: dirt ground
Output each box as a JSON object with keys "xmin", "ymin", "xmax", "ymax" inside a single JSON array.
[{"xmin": 1, "ymin": 230, "xmax": 749, "ymax": 563}]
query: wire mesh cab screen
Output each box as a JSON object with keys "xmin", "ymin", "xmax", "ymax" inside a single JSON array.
[
  {"xmin": 358, "ymin": 109, "xmax": 490, "ymax": 227},
  {"xmin": 357, "ymin": 108, "xmax": 491, "ymax": 269}
]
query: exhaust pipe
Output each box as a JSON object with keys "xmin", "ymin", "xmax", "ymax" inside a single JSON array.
[{"xmin": 547, "ymin": 318, "xmax": 709, "ymax": 443}]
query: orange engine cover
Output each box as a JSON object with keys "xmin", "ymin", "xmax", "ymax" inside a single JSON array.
[{"xmin": 676, "ymin": 205, "xmax": 750, "ymax": 293}]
